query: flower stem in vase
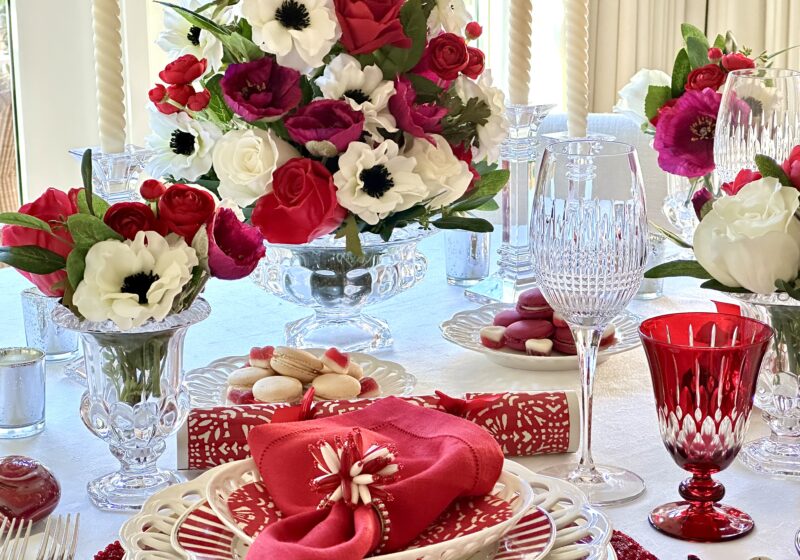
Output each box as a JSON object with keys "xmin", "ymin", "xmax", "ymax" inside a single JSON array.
[{"xmin": 94, "ymin": 332, "xmax": 172, "ymax": 406}]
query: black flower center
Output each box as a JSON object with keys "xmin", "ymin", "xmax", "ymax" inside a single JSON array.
[
  {"xmin": 743, "ymin": 96, "xmax": 765, "ymax": 118},
  {"xmin": 186, "ymin": 26, "xmax": 201, "ymax": 46},
  {"xmin": 275, "ymin": 0, "xmax": 311, "ymax": 31},
  {"xmin": 690, "ymin": 116, "xmax": 716, "ymax": 142},
  {"xmin": 170, "ymin": 130, "xmax": 196, "ymax": 156},
  {"xmin": 359, "ymin": 165, "xmax": 394, "ymax": 199},
  {"xmin": 344, "ymin": 89, "xmax": 371, "ymax": 105},
  {"xmin": 121, "ymin": 272, "xmax": 160, "ymax": 304}
]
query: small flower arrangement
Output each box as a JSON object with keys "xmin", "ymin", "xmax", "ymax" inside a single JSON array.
[
  {"xmin": 647, "ymin": 148, "xmax": 800, "ymax": 298},
  {"xmin": 146, "ymin": 0, "xmax": 509, "ymax": 255},
  {"xmin": 0, "ymin": 151, "xmax": 265, "ymax": 331}
]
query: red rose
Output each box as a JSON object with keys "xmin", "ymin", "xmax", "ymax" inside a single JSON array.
[
  {"xmin": 708, "ymin": 47, "xmax": 723, "ymax": 62},
  {"xmin": 103, "ymin": 202, "xmax": 166, "ymax": 240},
  {"xmin": 0, "ymin": 188, "xmax": 77, "ymax": 296},
  {"xmin": 251, "ymin": 159, "xmax": 347, "ymax": 244},
  {"xmin": 206, "ymin": 208, "xmax": 266, "ymax": 280},
  {"xmin": 462, "ymin": 47, "xmax": 485, "ymax": 79},
  {"xmin": 333, "ymin": 0, "xmax": 411, "ymax": 55},
  {"xmin": 465, "ymin": 22, "xmax": 483, "ymax": 40},
  {"xmin": 149, "ymin": 84, "xmax": 167, "ymax": 103},
  {"xmin": 140, "ymin": 179, "xmax": 167, "ymax": 201},
  {"xmin": 186, "ymin": 89, "xmax": 211, "ymax": 111},
  {"xmin": 720, "ymin": 169, "xmax": 762, "ymax": 196},
  {"xmin": 685, "ymin": 64, "xmax": 727, "ymax": 92},
  {"xmin": 722, "ymin": 53, "xmax": 755, "ymax": 71},
  {"xmin": 426, "ymin": 33, "xmax": 470, "ymax": 80},
  {"xmin": 158, "ymin": 184, "xmax": 216, "ymax": 241},
  {"xmin": 152, "ymin": 85, "xmax": 194, "ymax": 115},
  {"xmin": 158, "ymin": 54, "xmax": 207, "ymax": 85},
  {"xmin": 649, "ymin": 97, "xmax": 678, "ymax": 127},
  {"xmin": 782, "ymin": 146, "xmax": 800, "ymax": 189}
]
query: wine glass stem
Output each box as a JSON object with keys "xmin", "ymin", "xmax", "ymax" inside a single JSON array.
[{"xmin": 572, "ymin": 324, "xmax": 605, "ymax": 479}]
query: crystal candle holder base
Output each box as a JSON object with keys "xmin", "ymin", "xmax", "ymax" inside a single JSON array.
[{"xmin": 68, "ymin": 145, "xmax": 154, "ymax": 203}]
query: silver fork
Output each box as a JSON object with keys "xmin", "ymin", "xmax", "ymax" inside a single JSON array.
[
  {"xmin": 36, "ymin": 514, "xmax": 80, "ymax": 560},
  {"xmin": 0, "ymin": 518, "xmax": 34, "ymax": 560}
]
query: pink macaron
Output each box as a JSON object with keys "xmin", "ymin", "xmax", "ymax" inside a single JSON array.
[
  {"xmin": 516, "ymin": 288, "xmax": 553, "ymax": 320},
  {"xmin": 553, "ymin": 326, "xmax": 616, "ymax": 355},
  {"xmin": 493, "ymin": 309, "xmax": 525, "ymax": 327},
  {"xmin": 504, "ymin": 320, "xmax": 555, "ymax": 352}
]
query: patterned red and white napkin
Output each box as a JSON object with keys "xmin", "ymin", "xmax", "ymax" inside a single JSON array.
[{"xmin": 178, "ymin": 391, "xmax": 578, "ymax": 470}]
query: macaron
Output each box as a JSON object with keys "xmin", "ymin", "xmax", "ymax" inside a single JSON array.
[
  {"xmin": 252, "ymin": 376, "xmax": 304, "ymax": 403},
  {"xmin": 525, "ymin": 339, "xmax": 553, "ymax": 356},
  {"xmin": 516, "ymin": 288, "xmax": 553, "ymax": 319},
  {"xmin": 358, "ymin": 377, "xmax": 380, "ymax": 398},
  {"xmin": 312, "ymin": 373, "xmax": 362, "ymax": 400},
  {"xmin": 321, "ymin": 348, "xmax": 350, "ymax": 374},
  {"xmin": 228, "ymin": 366, "xmax": 272, "ymax": 388},
  {"xmin": 552, "ymin": 312, "xmax": 568, "ymax": 328},
  {"xmin": 504, "ymin": 320, "xmax": 555, "ymax": 352},
  {"xmin": 270, "ymin": 347, "xmax": 323, "ymax": 383},
  {"xmin": 552, "ymin": 327, "xmax": 577, "ymax": 355},
  {"xmin": 249, "ymin": 346, "xmax": 275, "ymax": 369},
  {"xmin": 480, "ymin": 326, "xmax": 506, "ymax": 349},
  {"xmin": 493, "ymin": 309, "xmax": 525, "ymax": 327},
  {"xmin": 347, "ymin": 361, "xmax": 364, "ymax": 380}
]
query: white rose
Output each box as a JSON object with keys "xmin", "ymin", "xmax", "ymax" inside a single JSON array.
[
  {"xmin": 406, "ymin": 135, "xmax": 473, "ymax": 209},
  {"xmin": 213, "ymin": 128, "xmax": 299, "ymax": 207},
  {"xmin": 613, "ymin": 69, "xmax": 671, "ymax": 127},
  {"xmin": 693, "ymin": 178, "xmax": 800, "ymax": 294}
]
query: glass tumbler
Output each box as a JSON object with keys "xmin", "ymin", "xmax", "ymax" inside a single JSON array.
[
  {"xmin": 445, "ymin": 229, "xmax": 491, "ymax": 286},
  {"xmin": 21, "ymin": 287, "xmax": 79, "ymax": 362},
  {"xmin": 0, "ymin": 347, "xmax": 46, "ymax": 439}
]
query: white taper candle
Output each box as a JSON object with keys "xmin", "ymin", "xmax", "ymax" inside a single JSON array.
[
  {"xmin": 565, "ymin": 0, "xmax": 589, "ymax": 137},
  {"xmin": 92, "ymin": 0, "xmax": 127, "ymax": 154},
  {"xmin": 508, "ymin": 0, "xmax": 533, "ymax": 105}
]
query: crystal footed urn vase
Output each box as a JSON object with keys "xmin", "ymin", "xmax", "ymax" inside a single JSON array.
[
  {"xmin": 53, "ymin": 299, "xmax": 210, "ymax": 511},
  {"xmin": 734, "ymin": 293, "xmax": 800, "ymax": 479},
  {"xmin": 252, "ymin": 227, "xmax": 431, "ymax": 352}
]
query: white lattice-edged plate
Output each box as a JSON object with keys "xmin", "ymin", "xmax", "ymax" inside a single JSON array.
[
  {"xmin": 440, "ymin": 304, "xmax": 641, "ymax": 371},
  {"xmin": 185, "ymin": 349, "xmax": 416, "ymax": 407},
  {"xmin": 205, "ymin": 458, "xmax": 536, "ymax": 559}
]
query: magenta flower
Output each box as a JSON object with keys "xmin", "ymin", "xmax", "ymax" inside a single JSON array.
[
  {"xmin": 653, "ymin": 88, "xmax": 722, "ymax": 178},
  {"xmin": 284, "ymin": 100, "xmax": 365, "ymax": 156},
  {"xmin": 207, "ymin": 208, "xmax": 266, "ymax": 280},
  {"xmin": 389, "ymin": 77, "xmax": 449, "ymax": 142},
  {"xmin": 691, "ymin": 187, "xmax": 714, "ymax": 220},
  {"xmin": 221, "ymin": 57, "xmax": 301, "ymax": 122}
]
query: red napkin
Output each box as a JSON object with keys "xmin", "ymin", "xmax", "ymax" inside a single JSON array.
[{"xmin": 246, "ymin": 397, "xmax": 505, "ymax": 560}]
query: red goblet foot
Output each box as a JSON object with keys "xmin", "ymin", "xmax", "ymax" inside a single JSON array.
[{"xmin": 649, "ymin": 501, "xmax": 754, "ymax": 542}]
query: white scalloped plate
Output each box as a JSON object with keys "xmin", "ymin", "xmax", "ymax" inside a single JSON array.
[
  {"xmin": 440, "ymin": 304, "xmax": 642, "ymax": 371},
  {"xmin": 185, "ymin": 349, "xmax": 416, "ymax": 407}
]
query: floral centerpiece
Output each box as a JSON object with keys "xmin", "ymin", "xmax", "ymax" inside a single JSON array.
[
  {"xmin": 145, "ymin": 0, "xmax": 509, "ymax": 256},
  {"xmin": 0, "ymin": 152, "xmax": 265, "ymax": 509}
]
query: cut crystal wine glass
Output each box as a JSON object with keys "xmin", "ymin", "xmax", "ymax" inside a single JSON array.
[{"xmin": 531, "ymin": 140, "xmax": 648, "ymax": 505}]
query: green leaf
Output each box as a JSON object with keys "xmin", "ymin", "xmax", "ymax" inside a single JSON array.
[
  {"xmin": 0, "ymin": 245, "xmax": 66, "ymax": 274},
  {"xmin": 420, "ymin": 0, "xmax": 437, "ymax": 18},
  {"xmin": 66, "ymin": 247, "xmax": 88, "ymax": 290},
  {"xmin": 473, "ymin": 160, "xmax": 499, "ymax": 176},
  {"xmin": 776, "ymin": 279, "xmax": 800, "ymax": 300},
  {"xmin": 156, "ymin": 2, "xmax": 230, "ymax": 38},
  {"xmin": 74, "ymin": 189, "xmax": 110, "ymax": 219},
  {"xmin": 701, "ymin": 279, "xmax": 751, "ymax": 293},
  {"xmin": 0, "ymin": 212, "xmax": 51, "ymax": 233},
  {"xmin": 645, "ymin": 260, "xmax": 711, "ymax": 280},
  {"xmin": 342, "ymin": 215, "xmax": 363, "ymax": 256},
  {"xmin": 404, "ymin": 73, "xmax": 443, "ymax": 102},
  {"xmin": 650, "ymin": 221, "xmax": 693, "ymax": 249},
  {"xmin": 755, "ymin": 154, "xmax": 794, "ymax": 187},
  {"xmin": 222, "ymin": 32, "xmax": 263, "ymax": 62},
  {"xmin": 686, "ymin": 36, "xmax": 711, "ymax": 69},
  {"xmin": 432, "ymin": 216, "xmax": 494, "ymax": 232},
  {"xmin": 475, "ymin": 199, "xmax": 500, "ymax": 212},
  {"xmin": 713, "ymin": 34, "xmax": 726, "ymax": 51},
  {"xmin": 681, "ymin": 23, "xmax": 708, "ymax": 46},
  {"xmin": 725, "ymin": 31, "xmax": 739, "ymax": 54},
  {"xmin": 671, "ymin": 49, "xmax": 691, "ymax": 98},
  {"xmin": 204, "ymin": 74, "xmax": 234, "ymax": 123},
  {"xmin": 644, "ymin": 85, "xmax": 672, "ymax": 121},
  {"xmin": 193, "ymin": 178, "xmax": 221, "ymax": 198},
  {"xmin": 81, "ymin": 149, "xmax": 95, "ymax": 217},
  {"xmin": 450, "ymin": 195, "xmax": 498, "ymax": 213},
  {"xmin": 66, "ymin": 214, "xmax": 123, "ymax": 247}
]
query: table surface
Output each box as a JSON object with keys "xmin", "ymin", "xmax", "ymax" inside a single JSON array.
[{"xmin": 0, "ymin": 235, "xmax": 796, "ymax": 560}]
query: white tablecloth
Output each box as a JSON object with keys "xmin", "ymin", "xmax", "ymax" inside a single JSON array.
[{"xmin": 0, "ymin": 235, "xmax": 796, "ymax": 559}]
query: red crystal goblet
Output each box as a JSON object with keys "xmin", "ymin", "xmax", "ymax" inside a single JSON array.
[{"xmin": 639, "ymin": 312, "xmax": 772, "ymax": 542}]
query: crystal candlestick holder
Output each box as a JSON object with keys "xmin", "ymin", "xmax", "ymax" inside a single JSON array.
[
  {"xmin": 465, "ymin": 103, "xmax": 555, "ymax": 304},
  {"xmin": 68, "ymin": 145, "xmax": 154, "ymax": 203}
]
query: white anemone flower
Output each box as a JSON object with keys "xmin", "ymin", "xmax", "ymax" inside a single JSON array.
[
  {"xmin": 453, "ymin": 71, "xmax": 509, "ymax": 163},
  {"xmin": 242, "ymin": 0, "xmax": 340, "ymax": 71},
  {"xmin": 406, "ymin": 135, "xmax": 473, "ymax": 209},
  {"xmin": 146, "ymin": 109, "xmax": 222, "ymax": 182},
  {"xmin": 427, "ymin": 0, "xmax": 472, "ymax": 35},
  {"xmin": 73, "ymin": 231, "xmax": 199, "ymax": 331},
  {"xmin": 334, "ymin": 141, "xmax": 428, "ymax": 225},
  {"xmin": 317, "ymin": 54, "xmax": 397, "ymax": 140},
  {"xmin": 156, "ymin": 0, "xmax": 232, "ymax": 72}
]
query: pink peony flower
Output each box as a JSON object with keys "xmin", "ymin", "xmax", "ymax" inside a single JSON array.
[
  {"xmin": 206, "ymin": 208, "xmax": 265, "ymax": 280},
  {"xmin": 221, "ymin": 57, "xmax": 301, "ymax": 123},
  {"xmin": 388, "ymin": 77, "xmax": 448, "ymax": 142},
  {"xmin": 782, "ymin": 146, "xmax": 800, "ymax": 189},
  {"xmin": 721, "ymin": 169, "xmax": 762, "ymax": 196},
  {"xmin": 653, "ymin": 88, "xmax": 722, "ymax": 178},
  {"xmin": 284, "ymin": 100, "xmax": 364, "ymax": 155}
]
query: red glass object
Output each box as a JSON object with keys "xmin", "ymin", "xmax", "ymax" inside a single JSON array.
[
  {"xmin": 639, "ymin": 312, "xmax": 772, "ymax": 542},
  {"xmin": 0, "ymin": 455, "xmax": 61, "ymax": 523}
]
